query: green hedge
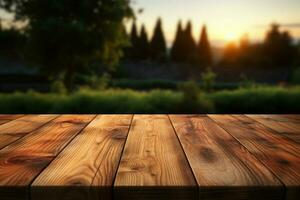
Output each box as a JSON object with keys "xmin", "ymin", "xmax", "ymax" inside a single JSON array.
[{"xmin": 0, "ymin": 86, "xmax": 299, "ymax": 114}]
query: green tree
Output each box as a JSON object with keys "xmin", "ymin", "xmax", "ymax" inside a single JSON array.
[
  {"xmin": 0, "ymin": 0, "xmax": 133, "ymax": 91},
  {"xmin": 171, "ymin": 21, "xmax": 184, "ymax": 62},
  {"xmin": 0, "ymin": 27, "xmax": 26, "ymax": 59},
  {"xmin": 182, "ymin": 21, "xmax": 196, "ymax": 63},
  {"xmin": 137, "ymin": 24, "xmax": 150, "ymax": 60},
  {"xmin": 150, "ymin": 18, "xmax": 167, "ymax": 61},
  {"xmin": 197, "ymin": 25, "xmax": 212, "ymax": 68}
]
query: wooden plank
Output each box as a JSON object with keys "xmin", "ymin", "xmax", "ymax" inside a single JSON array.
[
  {"xmin": 32, "ymin": 115, "xmax": 132, "ymax": 200},
  {"xmin": 209, "ymin": 115, "xmax": 300, "ymax": 200},
  {"xmin": 0, "ymin": 115, "xmax": 58, "ymax": 150},
  {"xmin": 114, "ymin": 115, "xmax": 197, "ymax": 200},
  {"xmin": 0, "ymin": 115, "xmax": 95, "ymax": 200},
  {"xmin": 170, "ymin": 115, "xmax": 284, "ymax": 200},
  {"xmin": 0, "ymin": 115, "xmax": 24, "ymax": 125},
  {"xmin": 247, "ymin": 115, "xmax": 300, "ymax": 144}
]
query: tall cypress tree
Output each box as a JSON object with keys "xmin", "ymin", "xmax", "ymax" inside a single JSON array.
[
  {"xmin": 150, "ymin": 18, "xmax": 167, "ymax": 61},
  {"xmin": 183, "ymin": 21, "xmax": 196, "ymax": 62},
  {"xmin": 171, "ymin": 21, "xmax": 185, "ymax": 62},
  {"xmin": 129, "ymin": 21, "xmax": 139, "ymax": 60},
  {"xmin": 138, "ymin": 24, "xmax": 150, "ymax": 60},
  {"xmin": 197, "ymin": 25, "xmax": 212, "ymax": 68}
]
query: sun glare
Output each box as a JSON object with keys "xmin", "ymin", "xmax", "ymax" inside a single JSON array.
[{"xmin": 224, "ymin": 32, "xmax": 239, "ymax": 42}]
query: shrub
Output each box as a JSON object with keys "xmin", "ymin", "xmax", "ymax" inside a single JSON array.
[
  {"xmin": 178, "ymin": 81, "xmax": 215, "ymax": 113},
  {"xmin": 210, "ymin": 86, "xmax": 300, "ymax": 113},
  {"xmin": 0, "ymin": 86, "xmax": 299, "ymax": 114},
  {"xmin": 201, "ymin": 68, "xmax": 217, "ymax": 92},
  {"xmin": 51, "ymin": 80, "xmax": 67, "ymax": 94}
]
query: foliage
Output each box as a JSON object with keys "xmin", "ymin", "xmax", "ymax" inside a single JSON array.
[
  {"xmin": 0, "ymin": 87, "xmax": 299, "ymax": 114},
  {"xmin": 178, "ymin": 81, "xmax": 215, "ymax": 113},
  {"xmin": 239, "ymin": 73, "xmax": 256, "ymax": 88},
  {"xmin": 211, "ymin": 86, "xmax": 300, "ymax": 114},
  {"xmin": 51, "ymin": 80, "xmax": 67, "ymax": 95},
  {"xmin": 0, "ymin": 0, "xmax": 133, "ymax": 90},
  {"xmin": 291, "ymin": 68, "xmax": 300, "ymax": 84},
  {"xmin": 0, "ymin": 27, "xmax": 26, "ymax": 59},
  {"xmin": 150, "ymin": 18, "xmax": 167, "ymax": 61},
  {"xmin": 201, "ymin": 68, "xmax": 217, "ymax": 92},
  {"xmin": 85, "ymin": 73, "xmax": 111, "ymax": 90}
]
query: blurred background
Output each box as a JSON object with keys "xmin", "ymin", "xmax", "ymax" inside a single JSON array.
[{"xmin": 0, "ymin": 0, "xmax": 299, "ymax": 114}]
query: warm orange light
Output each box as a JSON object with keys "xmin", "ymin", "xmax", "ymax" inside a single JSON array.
[{"xmin": 224, "ymin": 32, "xmax": 239, "ymax": 42}]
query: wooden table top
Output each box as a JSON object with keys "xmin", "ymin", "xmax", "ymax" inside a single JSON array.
[{"xmin": 0, "ymin": 114, "xmax": 299, "ymax": 200}]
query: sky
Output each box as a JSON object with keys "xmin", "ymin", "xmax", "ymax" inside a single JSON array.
[
  {"xmin": 1, "ymin": 0, "xmax": 300, "ymax": 47},
  {"xmin": 130, "ymin": 0, "xmax": 300, "ymax": 46}
]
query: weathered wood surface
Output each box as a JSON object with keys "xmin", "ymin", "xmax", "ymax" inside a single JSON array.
[
  {"xmin": 247, "ymin": 115, "xmax": 300, "ymax": 144},
  {"xmin": 0, "ymin": 115, "xmax": 24, "ymax": 125},
  {"xmin": 209, "ymin": 115, "xmax": 300, "ymax": 200},
  {"xmin": 0, "ymin": 115, "xmax": 95, "ymax": 200},
  {"xmin": 0, "ymin": 115, "xmax": 58, "ymax": 150},
  {"xmin": 0, "ymin": 114, "xmax": 299, "ymax": 200},
  {"xmin": 170, "ymin": 115, "xmax": 284, "ymax": 200},
  {"xmin": 32, "ymin": 115, "xmax": 132, "ymax": 200},
  {"xmin": 114, "ymin": 115, "xmax": 197, "ymax": 200}
]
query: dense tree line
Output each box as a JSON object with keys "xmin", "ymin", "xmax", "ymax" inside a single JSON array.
[
  {"xmin": 125, "ymin": 20, "xmax": 299, "ymax": 71},
  {"xmin": 219, "ymin": 24, "xmax": 298, "ymax": 69},
  {"xmin": 125, "ymin": 19, "xmax": 213, "ymax": 69}
]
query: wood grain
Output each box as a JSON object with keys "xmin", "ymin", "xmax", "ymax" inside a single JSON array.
[
  {"xmin": 247, "ymin": 115, "xmax": 300, "ymax": 144},
  {"xmin": 32, "ymin": 115, "xmax": 132, "ymax": 200},
  {"xmin": 209, "ymin": 115, "xmax": 300, "ymax": 200},
  {"xmin": 0, "ymin": 115, "xmax": 24, "ymax": 125},
  {"xmin": 114, "ymin": 115, "xmax": 197, "ymax": 200},
  {"xmin": 0, "ymin": 115, "xmax": 95, "ymax": 200},
  {"xmin": 0, "ymin": 115, "xmax": 58, "ymax": 150},
  {"xmin": 170, "ymin": 115, "xmax": 284, "ymax": 200}
]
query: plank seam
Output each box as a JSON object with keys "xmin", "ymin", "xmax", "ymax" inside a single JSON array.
[
  {"xmin": 208, "ymin": 114, "xmax": 287, "ymax": 200},
  {"xmin": 167, "ymin": 115, "xmax": 199, "ymax": 192},
  {"xmin": 0, "ymin": 115, "xmax": 61, "ymax": 151},
  {"xmin": 27, "ymin": 114, "xmax": 98, "ymax": 200},
  {"xmin": 246, "ymin": 115, "xmax": 300, "ymax": 145},
  {"xmin": 110, "ymin": 114, "xmax": 134, "ymax": 200},
  {"xmin": 0, "ymin": 115, "xmax": 25, "ymax": 126}
]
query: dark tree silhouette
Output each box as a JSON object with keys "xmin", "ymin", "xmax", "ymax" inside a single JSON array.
[
  {"xmin": 182, "ymin": 21, "xmax": 196, "ymax": 62},
  {"xmin": 171, "ymin": 21, "xmax": 185, "ymax": 62},
  {"xmin": 197, "ymin": 25, "xmax": 212, "ymax": 68},
  {"xmin": 150, "ymin": 18, "xmax": 167, "ymax": 61},
  {"xmin": 220, "ymin": 42, "xmax": 239, "ymax": 67},
  {"xmin": 0, "ymin": 0, "xmax": 132, "ymax": 90},
  {"xmin": 184, "ymin": 21, "xmax": 196, "ymax": 62},
  {"xmin": 264, "ymin": 24, "xmax": 296, "ymax": 68},
  {"xmin": 128, "ymin": 21, "xmax": 140, "ymax": 60},
  {"xmin": 137, "ymin": 24, "xmax": 150, "ymax": 60}
]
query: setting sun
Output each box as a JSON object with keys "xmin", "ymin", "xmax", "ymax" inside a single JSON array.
[{"xmin": 224, "ymin": 32, "xmax": 240, "ymax": 42}]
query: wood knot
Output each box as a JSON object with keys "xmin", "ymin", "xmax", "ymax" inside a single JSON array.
[
  {"xmin": 111, "ymin": 130, "xmax": 127, "ymax": 140},
  {"xmin": 277, "ymin": 159, "xmax": 290, "ymax": 165},
  {"xmin": 200, "ymin": 147, "xmax": 216, "ymax": 162}
]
